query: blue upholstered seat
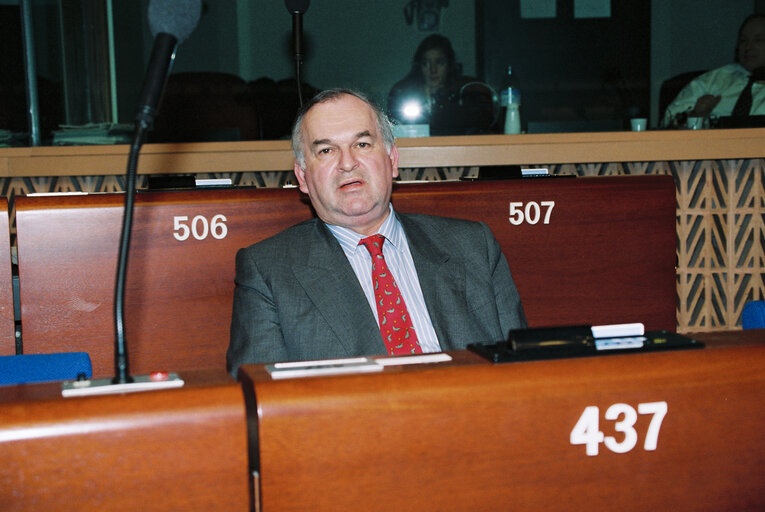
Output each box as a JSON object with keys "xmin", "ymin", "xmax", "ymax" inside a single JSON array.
[
  {"xmin": 742, "ymin": 301, "xmax": 765, "ymax": 329},
  {"xmin": 0, "ymin": 352, "xmax": 92, "ymax": 386}
]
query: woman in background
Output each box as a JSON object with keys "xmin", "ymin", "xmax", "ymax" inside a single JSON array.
[{"xmin": 387, "ymin": 34, "xmax": 473, "ymax": 127}]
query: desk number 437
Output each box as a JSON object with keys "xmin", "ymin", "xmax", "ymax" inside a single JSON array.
[{"xmin": 570, "ymin": 401, "xmax": 668, "ymax": 456}]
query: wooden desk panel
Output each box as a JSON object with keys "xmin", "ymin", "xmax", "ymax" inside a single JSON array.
[
  {"xmin": 0, "ymin": 370, "xmax": 250, "ymax": 512},
  {"xmin": 15, "ymin": 188, "xmax": 313, "ymax": 377},
  {"xmin": 241, "ymin": 330, "xmax": 765, "ymax": 512},
  {"xmin": 0, "ymin": 198, "xmax": 15, "ymax": 354},
  {"xmin": 392, "ymin": 175, "xmax": 676, "ymax": 330},
  {"xmin": 15, "ymin": 175, "xmax": 674, "ymax": 378}
]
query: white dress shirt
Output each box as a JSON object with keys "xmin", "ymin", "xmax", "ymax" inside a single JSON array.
[
  {"xmin": 325, "ymin": 205, "xmax": 442, "ymax": 353},
  {"xmin": 664, "ymin": 63, "xmax": 765, "ymax": 124}
]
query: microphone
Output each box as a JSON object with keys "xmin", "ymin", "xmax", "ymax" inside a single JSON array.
[
  {"xmin": 113, "ymin": 0, "xmax": 200, "ymax": 386},
  {"xmin": 57, "ymin": 0, "xmax": 200, "ymax": 395},
  {"xmin": 135, "ymin": 0, "xmax": 202, "ymax": 129},
  {"xmin": 284, "ymin": 0, "xmax": 310, "ymax": 107}
]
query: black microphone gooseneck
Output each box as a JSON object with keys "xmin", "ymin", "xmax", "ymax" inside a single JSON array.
[
  {"xmin": 285, "ymin": 0, "xmax": 310, "ymax": 107},
  {"xmin": 113, "ymin": 0, "xmax": 201, "ymax": 384}
]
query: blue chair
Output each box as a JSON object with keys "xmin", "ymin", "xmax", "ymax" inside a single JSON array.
[
  {"xmin": 742, "ymin": 301, "xmax": 765, "ymax": 329},
  {"xmin": 0, "ymin": 352, "xmax": 92, "ymax": 386}
]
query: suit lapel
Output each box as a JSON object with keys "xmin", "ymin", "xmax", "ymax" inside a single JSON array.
[
  {"xmin": 291, "ymin": 221, "xmax": 385, "ymax": 356},
  {"xmin": 398, "ymin": 214, "xmax": 467, "ymax": 351}
]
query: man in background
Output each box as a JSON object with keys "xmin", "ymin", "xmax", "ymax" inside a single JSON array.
[{"xmin": 664, "ymin": 13, "xmax": 765, "ymax": 124}]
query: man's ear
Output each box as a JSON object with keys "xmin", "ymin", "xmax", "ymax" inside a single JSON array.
[
  {"xmin": 294, "ymin": 161, "xmax": 309, "ymax": 194},
  {"xmin": 389, "ymin": 144, "xmax": 400, "ymax": 179}
]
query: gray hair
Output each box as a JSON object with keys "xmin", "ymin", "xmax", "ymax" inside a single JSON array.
[{"xmin": 291, "ymin": 88, "xmax": 395, "ymax": 168}]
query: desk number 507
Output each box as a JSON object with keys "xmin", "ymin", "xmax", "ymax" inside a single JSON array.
[
  {"xmin": 508, "ymin": 201, "xmax": 555, "ymax": 225},
  {"xmin": 570, "ymin": 401, "xmax": 668, "ymax": 456}
]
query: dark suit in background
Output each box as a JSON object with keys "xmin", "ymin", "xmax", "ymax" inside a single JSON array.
[{"xmin": 227, "ymin": 211, "xmax": 526, "ymax": 372}]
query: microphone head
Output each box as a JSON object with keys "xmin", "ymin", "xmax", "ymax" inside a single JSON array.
[
  {"xmin": 148, "ymin": 0, "xmax": 202, "ymax": 43},
  {"xmin": 285, "ymin": 0, "xmax": 310, "ymax": 14}
]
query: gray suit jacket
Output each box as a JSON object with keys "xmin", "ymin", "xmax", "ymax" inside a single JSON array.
[{"xmin": 227, "ymin": 212, "xmax": 526, "ymax": 373}]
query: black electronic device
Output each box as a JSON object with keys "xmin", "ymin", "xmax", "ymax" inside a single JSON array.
[
  {"xmin": 147, "ymin": 175, "xmax": 196, "ymax": 190},
  {"xmin": 468, "ymin": 325, "xmax": 702, "ymax": 363},
  {"xmin": 461, "ymin": 165, "xmax": 575, "ymax": 180}
]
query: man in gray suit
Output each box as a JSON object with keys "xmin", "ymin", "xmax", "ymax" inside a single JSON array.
[{"xmin": 227, "ymin": 89, "xmax": 525, "ymax": 374}]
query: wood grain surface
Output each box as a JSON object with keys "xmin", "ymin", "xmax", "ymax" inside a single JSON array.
[
  {"xmin": 0, "ymin": 370, "xmax": 250, "ymax": 511},
  {"xmin": 242, "ymin": 330, "xmax": 765, "ymax": 512},
  {"xmin": 0, "ymin": 198, "xmax": 15, "ymax": 354}
]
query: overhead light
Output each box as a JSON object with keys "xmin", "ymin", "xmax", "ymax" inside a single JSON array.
[{"xmin": 401, "ymin": 100, "xmax": 423, "ymax": 121}]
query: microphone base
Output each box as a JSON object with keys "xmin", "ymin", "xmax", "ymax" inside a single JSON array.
[{"xmin": 61, "ymin": 372, "xmax": 184, "ymax": 397}]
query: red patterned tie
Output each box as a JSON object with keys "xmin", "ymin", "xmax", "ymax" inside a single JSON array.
[{"xmin": 359, "ymin": 235, "xmax": 422, "ymax": 355}]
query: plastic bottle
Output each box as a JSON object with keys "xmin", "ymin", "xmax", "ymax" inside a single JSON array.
[{"xmin": 500, "ymin": 66, "xmax": 521, "ymax": 134}]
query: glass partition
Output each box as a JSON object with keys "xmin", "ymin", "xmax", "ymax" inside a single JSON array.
[{"xmin": 1, "ymin": 0, "xmax": 762, "ymax": 146}]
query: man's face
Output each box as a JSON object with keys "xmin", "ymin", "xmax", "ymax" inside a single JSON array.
[
  {"xmin": 738, "ymin": 18, "xmax": 765, "ymax": 71},
  {"xmin": 294, "ymin": 94, "xmax": 399, "ymax": 235}
]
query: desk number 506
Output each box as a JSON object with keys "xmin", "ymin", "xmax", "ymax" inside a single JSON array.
[
  {"xmin": 173, "ymin": 214, "xmax": 228, "ymax": 241},
  {"xmin": 570, "ymin": 401, "xmax": 668, "ymax": 456}
]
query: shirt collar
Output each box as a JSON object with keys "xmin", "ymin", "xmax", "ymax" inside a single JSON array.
[
  {"xmin": 326, "ymin": 204, "xmax": 405, "ymax": 256},
  {"xmin": 732, "ymin": 62, "xmax": 751, "ymax": 77}
]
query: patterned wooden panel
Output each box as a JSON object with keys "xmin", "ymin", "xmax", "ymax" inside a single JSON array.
[
  {"xmin": 672, "ymin": 159, "xmax": 765, "ymax": 332},
  {"xmin": 1, "ymin": 158, "xmax": 763, "ymax": 332}
]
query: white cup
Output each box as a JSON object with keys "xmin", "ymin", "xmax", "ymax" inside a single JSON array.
[
  {"xmin": 687, "ymin": 117, "xmax": 704, "ymax": 130},
  {"xmin": 630, "ymin": 118, "xmax": 647, "ymax": 131}
]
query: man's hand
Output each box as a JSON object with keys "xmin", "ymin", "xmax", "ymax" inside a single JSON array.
[{"xmin": 691, "ymin": 94, "xmax": 722, "ymax": 117}]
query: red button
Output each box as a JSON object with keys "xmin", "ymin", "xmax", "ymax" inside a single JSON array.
[{"xmin": 150, "ymin": 371, "xmax": 169, "ymax": 381}]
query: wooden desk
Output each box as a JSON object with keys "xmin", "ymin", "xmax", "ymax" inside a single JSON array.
[
  {"xmin": 0, "ymin": 370, "xmax": 250, "ymax": 512},
  {"xmin": 239, "ymin": 330, "xmax": 765, "ymax": 511},
  {"xmin": 15, "ymin": 188, "xmax": 313, "ymax": 377},
  {"xmin": 15, "ymin": 175, "xmax": 675, "ymax": 377},
  {"xmin": 0, "ymin": 197, "xmax": 14, "ymax": 354},
  {"xmin": 392, "ymin": 175, "xmax": 676, "ymax": 330}
]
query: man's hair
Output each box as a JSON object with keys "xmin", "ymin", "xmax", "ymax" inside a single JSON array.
[
  {"xmin": 291, "ymin": 88, "xmax": 395, "ymax": 168},
  {"xmin": 735, "ymin": 13, "xmax": 765, "ymax": 62}
]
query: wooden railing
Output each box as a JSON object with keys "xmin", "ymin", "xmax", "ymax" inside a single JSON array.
[{"xmin": 1, "ymin": 128, "xmax": 765, "ymax": 175}]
